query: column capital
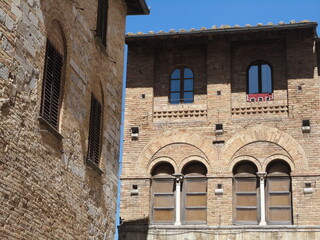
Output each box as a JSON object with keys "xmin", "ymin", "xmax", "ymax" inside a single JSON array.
[
  {"xmin": 256, "ymin": 172, "xmax": 267, "ymax": 178},
  {"xmin": 172, "ymin": 173, "xmax": 184, "ymax": 182}
]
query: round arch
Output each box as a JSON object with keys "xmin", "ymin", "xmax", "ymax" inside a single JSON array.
[
  {"xmin": 263, "ymin": 154, "xmax": 295, "ymax": 172},
  {"xmin": 228, "ymin": 155, "xmax": 262, "ymax": 172},
  {"xmin": 137, "ymin": 129, "xmax": 216, "ymax": 176},
  {"xmin": 148, "ymin": 157, "xmax": 178, "ymax": 175},
  {"xmin": 178, "ymin": 155, "xmax": 210, "ymax": 174},
  {"xmin": 222, "ymin": 125, "xmax": 307, "ymax": 171}
]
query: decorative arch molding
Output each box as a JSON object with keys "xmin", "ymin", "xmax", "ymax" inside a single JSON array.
[
  {"xmin": 148, "ymin": 157, "xmax": 178, "ymax": 175},
  {"xmin": 44, "ymin": 9, "xmax": 71, "ymax": 57},
  {"xmin": 228, "ymin": 155, "xmax": 262, "ymax": 172},
  {"xmin": 263, "ymin": 154, "xmax": 295, "ymax": 172},
  {"xmin": 138, "ymin": 129, "xmax": 217, "ymax": 175},
  {"xmin": 222, "ymin": 125, "xmax": 307, "ymax": 171},
  {"xmin": 178, "ymin": 155, "xmax": 211, "ymax": 173}
]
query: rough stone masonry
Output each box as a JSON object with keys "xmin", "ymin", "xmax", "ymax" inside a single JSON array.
[{"xmin": 0, "ymin": 0, "xmax": 148, "ymax": 239}]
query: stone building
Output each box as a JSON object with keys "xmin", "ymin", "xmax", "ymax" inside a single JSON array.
[
  {"xmin": 0, "ymin": 0, "xmax": 148, "ymax": 239},
  {"xmin": 119, "ymin": 21, "xmax": 320, "ymax": 239}
]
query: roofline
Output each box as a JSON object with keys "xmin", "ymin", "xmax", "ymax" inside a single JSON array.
[
  {"xmin": 126, "ymin": 22, "xmax": 318, "ymax": 40},
  {"xmin": 126, "ymin": 0, "xmax": 150, "ymax": 15}
]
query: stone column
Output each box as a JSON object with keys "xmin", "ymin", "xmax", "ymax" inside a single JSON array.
[
  {"xmin": 257, "ymin": 172, "xmax": 267, "ymax": 225},
  {"xmin": 173, "ymin": 174, "xmax": 183, "ymax": 226}
]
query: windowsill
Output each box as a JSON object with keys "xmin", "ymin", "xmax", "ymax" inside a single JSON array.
[
  {"xmin": 86, "ymin": 158, "xmax": 104, "ymax": 175},
  {"xmin": 247, "ymin": 93, "xmax": 273, "ymax": 102},
  {"xmin": 37, "ymin": 116, "xmax": 63, "ymax": 140},
  {"xmin": 147, "ymin": 224, "xmax": 319, "ymax": 229}
]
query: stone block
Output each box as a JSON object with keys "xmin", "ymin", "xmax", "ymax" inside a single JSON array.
[
  {"xmin": 5, "ymin": 15, "xmax": 14, "ymax": 31},
  {"xmin": 0, "ymin": 63, "xmax": 9, "ymax": 81}
]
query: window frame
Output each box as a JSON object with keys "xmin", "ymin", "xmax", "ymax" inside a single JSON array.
[
  {"xmin": 266, "ymin": 173, "xmax": 292, "ymax": 225},
  {"xmin": 182, "ymin": 175, "xmax": 207, "ymax": 225},
  {"xmin": 87, "ymin": 93, "xmax": 103, "ymax": 166},
  {"xmin": 96, "ymin": 0, "xmax": 108, "ymax": 46},
  {"xmin": 169, "ymin": 66, "xmax": 194, "ymax": 104},
  {"xmin": 246, "ymin": 61, "xmax": 273, "ymax": 94},
  {"xmin": 233, "ymin": 174, "xmax": 259, "ymax": 225},
  {"xmin": 40, "ymin": 40, "xmax": 64, "ymax": 130},
  {"xmin": 150, "ymin": 176, "xmax": 176, "ymax": 225}
]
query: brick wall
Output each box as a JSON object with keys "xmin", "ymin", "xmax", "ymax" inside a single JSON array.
[{"xmin": 120, "ymin": 24, "xmax": 320, "ymax": 239}]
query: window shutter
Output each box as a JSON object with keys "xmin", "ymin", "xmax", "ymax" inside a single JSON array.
[
  {"xmin": 152, "ymin": 178, "xmax": 175, "ymax": 223},
  {"xmin": 267, "ymin": 177, "xmax": 292, "ymax": 224},
  {"xmin": 96, "ymin": 0, "xmax": 108, "ymax": 46},
  {"xmin": 87, "ymin": 94, "xmax": 102, "ymax": 165},
  {"xmin": 41, "ymin": 40, "xmax": 63, "ymax": 129},
  {"xmin": 234, "ymin": 177, "xmax": 258, "ymax": 224},
  {"xmin": 183, "ymin": 177, "xmax": 207, "ymax": 223}
]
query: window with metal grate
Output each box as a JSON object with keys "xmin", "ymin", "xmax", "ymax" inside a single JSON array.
[
  {"xmin": 87, "ymin": 94, "xmax": 102, "ymax": 165},
  {"xmin": 96, "ymin": 0, "xmax": 108, "ymax": 46},
  {"xmin": 40, "ymin": 40, "xmax": 63, "ymax": 129}
]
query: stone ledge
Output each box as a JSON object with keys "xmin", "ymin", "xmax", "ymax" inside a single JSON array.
[{"xmin": 37, "ymin": 116, "xmax": 64, "ymax": 140}]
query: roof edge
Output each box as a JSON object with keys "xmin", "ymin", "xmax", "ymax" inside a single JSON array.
[
  {"xmin": 126, "ymin": 0, "xmax": 150, "ymax": 15},
  {"xmin": 126, "ymin": 22, "xmax": 318, "ymax": 40}
]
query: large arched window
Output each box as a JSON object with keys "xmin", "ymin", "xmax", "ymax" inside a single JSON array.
[
  {"xmin": 266, "ymin": 160, "xmax": 292, "ymax": 224},
  {"xmin": 170, "ymin": 67, "xmax": 194, "ymax": 104},
  {"xmin": 182, "ymin": 162, "xmax": 207, "ymax": 224},
  {"xmin": 151, "ymin": 163, "xmax": 175, "ymax": 224},
  {"xmin": 247, "ymin": 61, "xmax": 272, "ymax": 94},
  {"xmin": 233, "ymin": 161, "xmax": 258, "ymax": 224}
]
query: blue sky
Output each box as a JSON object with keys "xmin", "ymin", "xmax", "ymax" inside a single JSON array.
[
  {"xmin": 115, "ymin": 1, "xmax": 319, "ymax": 238},
  {"xmin": 127, "ymin": 0, "xmax": 320, "ymax": 33}
]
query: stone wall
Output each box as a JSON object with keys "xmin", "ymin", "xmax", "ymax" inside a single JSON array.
[
  {"xmin": 120, "ymin": 24, "xmax": 320, "ymax": 239},
  {"xmin": 0, "ymin": 0, "xmax": 127, "ymax": 239}
]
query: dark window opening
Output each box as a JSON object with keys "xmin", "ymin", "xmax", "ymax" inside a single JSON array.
[
  {"xmin": 247, "ymin": 62, "xmax": 272, "ymax": 94},
  {"xmin": 40, "ymin": 40, "xmax": 63, "ymax": 129},
  {"xmin": 96, "ymin": 0, "xmax": 108, "ymax": 46},
  {"xmin": 170, "ymin": 67, "xmax": 194, "ymax": 104},
  {"xmin": 302, "ymin": 120, "xmax": 310, "ymax": 127},
  {"xmin": 87, "ymin": 94, "xmax": 102, "ymax": 165}
]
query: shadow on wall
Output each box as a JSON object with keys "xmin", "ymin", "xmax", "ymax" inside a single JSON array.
[{"xmin": 118, "ymin": 217, "xmax": 149, "ymax": 240}]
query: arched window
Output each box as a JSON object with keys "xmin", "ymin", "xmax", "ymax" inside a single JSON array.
[
  {"xmin": 151, "ymin": 163, "xmax": 175, "ymax": 224},
  {"xmin": 170, "ymin": 67, "xmax": 194, "ymax": 104},
  {"xmin": 247, "ymin": 62, "xmax": 272, "ymax": 94},
  {"xmin": 233, "ymin": 161, "xmax": 258, "ymax": 224},
  {"xmin": 266, "ymin": 160, "xmax": 292, "ymax": 224},
  {"xmin": 182, "ymin": 161, "xmax": 207, "ymax": 224},
  {"xmin": 40, "ymin": 20, "xmax": 66, "ymax": 130}
]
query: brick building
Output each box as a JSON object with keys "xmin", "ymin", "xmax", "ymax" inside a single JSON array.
[
  {"xmin": 0, "ymin": 0, "xmax": 148, "ymax": 239},
  {"xmin": 119, "ymin": 21, "xmax": 320, "ymax": 239}
]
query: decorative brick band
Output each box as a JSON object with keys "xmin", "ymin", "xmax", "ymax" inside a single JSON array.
[
  {"xmin": 231, "ymin": 105, "xmax": 288, "ymax": 115},
  {"xmin": 153, "ymin": 109, "xmax": 207, "ymax": 119}
]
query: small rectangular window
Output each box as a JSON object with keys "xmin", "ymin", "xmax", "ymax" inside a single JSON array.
[
  {"xmin": 87, "ymin": 94, "xmax": 102, "ymax": 165},
  {"xmin": 40, "ymin": 40, "xmax": 63, "ymax": 129},
  {"xmin": 96, "ymin": 0, "xmax": 108, "ymax": 46}
]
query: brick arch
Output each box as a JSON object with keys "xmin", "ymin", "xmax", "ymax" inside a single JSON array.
[
  {"xmin": 263, "ymin": 154, "xmax": 295, "ymax": 172},
  {"xmin": 147, "ymin": 157, "xmax": 178, "ymax": 175},
  {"xmin": 137, "ymin": 129, "xmax": 217, "ymax": 175},
  {"xmin": 44, "ymin": 9, "xmax": 72, "ymax": 58},
  {"xmin": 222, "ymin": 125, "xmax": 307, "ymax": 171},
  {"xmin": 178, "ymin": 156, "xmax": 211, "ymax": 173},
  {"xmin": 228, "ymin": 155, "xmax": 262, "ymax": 172}
]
